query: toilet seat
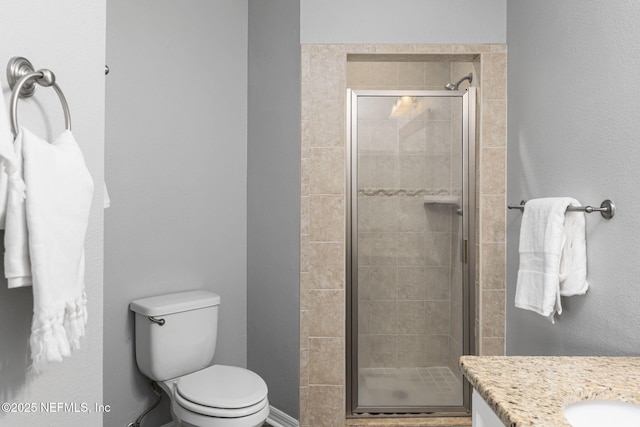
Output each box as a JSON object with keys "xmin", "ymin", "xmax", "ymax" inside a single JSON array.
[
  {"xmin": 174, "ymin": 365, "xmax": 269, "ymax": 418},
  {"xmin": 174, "ymin": 391, "xmax": 268, "ymax": 418}
]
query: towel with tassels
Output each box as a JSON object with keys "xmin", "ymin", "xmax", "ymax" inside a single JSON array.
[{"xmin": 5, "ymin": 127, "xmax": 93, "ymax": 372}]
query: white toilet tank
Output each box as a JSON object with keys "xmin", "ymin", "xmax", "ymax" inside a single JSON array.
[{"xmin": 130, "ymin": 290, "xmax": 221, "ymax": 381}]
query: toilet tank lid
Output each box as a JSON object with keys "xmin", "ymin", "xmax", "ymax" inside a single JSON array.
[{"xmin": 129, "ymin": 290, "xmax": 221, "ymax": 316}]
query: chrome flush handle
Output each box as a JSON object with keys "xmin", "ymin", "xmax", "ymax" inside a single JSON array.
[{"xmin": 148, "ymin": 316, "xmax": 165, "ymax": 326}]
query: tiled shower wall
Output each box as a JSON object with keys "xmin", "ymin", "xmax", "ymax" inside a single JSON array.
[
  {"xmin": 355, "ymin": 95, "xmax": 456, "ymax": 370},
  {"xmin": 300, "ymin": 45, "xmax": 506, "ymax": 427},
  {"xmin": 349, "ymin": 63, "xmax": 470, "ymax": 377}
]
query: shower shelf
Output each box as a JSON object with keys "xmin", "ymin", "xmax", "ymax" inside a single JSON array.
[{"xmin": 423, "ymin": 195, "xmax": 460, "ymax": 206}]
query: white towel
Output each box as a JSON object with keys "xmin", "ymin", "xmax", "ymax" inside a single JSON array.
[
  {"xmin": 558, "ymin": 205, "xmax": 589, "ymax": 297},
  {"xmin": 4, "ymin": 130, "xmax": 30, "ymax": 288},
  {"xmin": 5, "ymin": 127, "xmax": 93, "ymax": 371},
  {"xmin": 103, "ymin": 182, "xmax": 111, "ymax": 208},
  {"xmin": 0, "ymin": 89, "xmax": 23, "ymax": 228},
  {"xmin": 515, "ymin": 197, "xmax": 588, "ymax": 323},
  {"xmin": 0, "ymin": 90, "xmax": 105, "ymax": 228}
]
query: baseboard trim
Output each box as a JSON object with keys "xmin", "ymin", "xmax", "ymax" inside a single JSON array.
[
  {"xmin": 156, "ymin": 406, "xmax": 297, "ymax": 427},
  {"xmin": 267, "ymin": 405, "xmax": 299, "ymax": 427}
]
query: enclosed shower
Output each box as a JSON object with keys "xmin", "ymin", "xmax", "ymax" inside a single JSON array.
[{"xmin": 347, "ymin": 85, "xmax": 476, "ymax": 416}]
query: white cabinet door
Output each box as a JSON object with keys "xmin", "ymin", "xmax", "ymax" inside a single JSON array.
[{"xmin": 472, "ymin": 389, "xmax": 505, "ymax": 427}]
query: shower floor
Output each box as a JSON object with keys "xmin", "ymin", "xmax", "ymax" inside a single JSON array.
[{"xmin": 358, "ymin": 367, "xmax": 462, "ymax": 408}]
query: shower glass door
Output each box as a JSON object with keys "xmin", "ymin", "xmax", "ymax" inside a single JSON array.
[{"xmin": 347, "ymin": 89, "xmax": 475, "ymax": 416}]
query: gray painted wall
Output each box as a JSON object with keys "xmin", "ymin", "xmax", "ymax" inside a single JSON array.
[
  {"xmin": 247, "ymin": 0, "xmax": 301, "ymax": 419},
  {"xmin": 301, "ymin": 0, "xmax": 506, "ymax": 44},
  {"xmin": 506, "ymin": 1, "xmax": 640, "ymax": 355},
  {"xmin": 104, "ymin": 1, "xmax": 248, "ymax": 425},
  {"xmin": 0, "ymin": 1, "xmax": 105, "ymax": 426}
]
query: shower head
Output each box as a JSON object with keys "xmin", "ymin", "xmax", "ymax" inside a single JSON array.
[{"xmin": 445, "ymin": 73, "xmax": 473, "ymax": 90}]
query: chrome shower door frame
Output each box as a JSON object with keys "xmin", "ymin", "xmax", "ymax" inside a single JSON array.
[{"xmin": 346, "ymin": 88, "xmax": 476, "ymax": 417}]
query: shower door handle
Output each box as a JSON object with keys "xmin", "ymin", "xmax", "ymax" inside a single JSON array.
[{"xmin": 461, "ymin": 239, "xmax": 468, "ymax": 264}]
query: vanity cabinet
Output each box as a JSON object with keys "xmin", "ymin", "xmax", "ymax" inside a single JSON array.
[{"xmin": 472, "ymin": 389, "xmax": 505, "ymax": 427}]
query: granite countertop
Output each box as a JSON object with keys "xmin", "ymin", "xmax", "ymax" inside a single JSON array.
[{"xmin": 459, "ymin": 356, "xmax": 640, "ymax": 427}]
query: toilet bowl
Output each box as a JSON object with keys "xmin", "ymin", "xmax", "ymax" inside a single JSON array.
[
  {"xmin": 161, "ymin": 365, "xmax": 269, "ymax": 427},
  {"xmin": 130, "ymin": 290, "xmax": 269, "ymax": 427}
]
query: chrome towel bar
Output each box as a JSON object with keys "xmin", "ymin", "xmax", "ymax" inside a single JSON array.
[
  {"xmin": 508, "ymin": 199, "xmax": 616, "ymax": 219},
  {"xmin": 7, "ymin": 56, "xmax": 71, "ymax": 137}
]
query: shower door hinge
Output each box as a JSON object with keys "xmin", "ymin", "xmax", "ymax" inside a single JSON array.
[{"xmin": 461, "ymin": 239, "xmax": 468, "ymax": 264}]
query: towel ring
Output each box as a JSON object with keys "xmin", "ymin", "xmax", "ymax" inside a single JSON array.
[{"xmin": 7, "ymin": 56, "xmax": 71, "ymax": 137}]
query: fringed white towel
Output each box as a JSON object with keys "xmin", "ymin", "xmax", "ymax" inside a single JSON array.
[
  {"xmin": 515, "ymin": 197, "xmax": 588, "ymax": 323},
  {"xmin": 4, "ymin": 127, "xmax": 93, "ymax": 371}
]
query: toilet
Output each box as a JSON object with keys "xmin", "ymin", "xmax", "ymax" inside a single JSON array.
[{"xmin": 130, "ymin": 290, "xmax": 269, "ymax": 427}]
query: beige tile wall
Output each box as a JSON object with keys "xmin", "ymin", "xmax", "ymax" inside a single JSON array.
[
  {"xmin": 478, "ymin": 51, "xmax": 507, "ymax": 356},
  {"xmin": 300, "ymin": 44, "xmax": 507, "ymax": 427}
]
